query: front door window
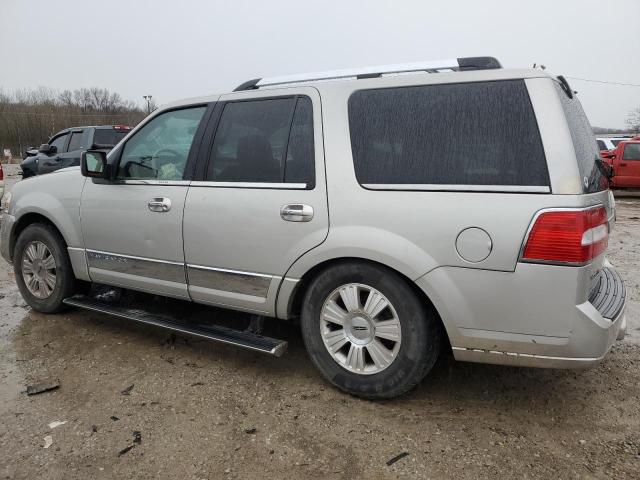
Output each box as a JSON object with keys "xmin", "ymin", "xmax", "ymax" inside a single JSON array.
[{"xmin": 117, "ymin": 107, "xmax": 206, "ymax": 181}]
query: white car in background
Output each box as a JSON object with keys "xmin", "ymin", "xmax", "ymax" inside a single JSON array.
[{"xmin": 596, "ymin": 137, "xmax": 630, "ymax": 151}]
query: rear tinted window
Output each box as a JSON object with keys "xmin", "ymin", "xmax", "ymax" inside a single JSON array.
[
  {"xmin": 553, "ymin": 82, "xmax": 607, "ymax": 192},
  {"xmin": 597, "ymin": 140, "xmax": 607, "ymax": 151},
  {"xmin": 348, "ymin": 80, "xmax": 549, "ymax": 188},
  {"xmin": 67, "ymin": 131, "xmax": 84, "ymax": 152},
  {"xmin": 93, "ymin": 129, "xmax": 128, "ymax": 147},
  {"xmin": 206, "ymin": 96, "xmax": 315, "ymax": 186}
]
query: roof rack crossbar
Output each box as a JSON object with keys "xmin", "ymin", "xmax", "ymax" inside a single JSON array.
[{"xmin": 233, "ymin": 56, "xmax": 501, "ymax": 91}]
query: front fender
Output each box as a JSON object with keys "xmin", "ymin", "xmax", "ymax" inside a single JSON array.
[{"xmin": 10, "ymin": 169, "xmax": 86, "ymax": 250}]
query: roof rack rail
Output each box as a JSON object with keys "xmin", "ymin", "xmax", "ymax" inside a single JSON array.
[{"xmin": 233, "ymin": 56, "xmax": 501, "ymax": 91}]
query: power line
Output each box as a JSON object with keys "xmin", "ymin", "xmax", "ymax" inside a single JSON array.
[
  {"xmin": 0, "ymin": 111, "xmax": 139, "ymax": 117},
  {"xmin": 565, "ymin": 76, "xmax": 640, "ymax": 87}
]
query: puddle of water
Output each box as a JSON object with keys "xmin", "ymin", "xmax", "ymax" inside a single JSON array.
[{"xmin": 0, "ymin": 294, "xmax": 30, "ymax": 414}]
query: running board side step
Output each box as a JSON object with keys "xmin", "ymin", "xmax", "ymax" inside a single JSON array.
[{"xmin": 63, "ymin": 295, "xmax": 287, "ymax": 357}]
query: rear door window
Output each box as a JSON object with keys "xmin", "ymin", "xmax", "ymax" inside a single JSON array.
[
  {"xmin": 67, "ymin": 131, "xmax": 84, "ymax": 152},
  {"xmin": 205, "ymin": 96, "xmax": 315, "ymax": 186},
  {"xmin": 348, "ymin": 80, "xmax": 549, "ymax": 189}
]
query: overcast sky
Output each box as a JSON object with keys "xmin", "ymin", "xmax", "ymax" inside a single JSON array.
[{"xmin": 1, "ymin": 0, "xmax": 638, "ymax": 128}]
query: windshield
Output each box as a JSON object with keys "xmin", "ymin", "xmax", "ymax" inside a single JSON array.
[{"xmin": 93, "ymin": 129, "xmax": 129, "ymax": 147}]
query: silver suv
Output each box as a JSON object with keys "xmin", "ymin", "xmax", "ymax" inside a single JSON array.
[{"xmin": 0, "ymin": 57, "xmax": 627, "ymax": 398}]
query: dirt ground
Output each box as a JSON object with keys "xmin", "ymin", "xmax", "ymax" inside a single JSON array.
[{"xmin": 1, "ymin": 164, "xmax": 639, "ymax": 479}]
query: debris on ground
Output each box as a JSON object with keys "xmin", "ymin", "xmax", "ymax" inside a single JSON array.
[
  {"xmin": 118, "ymin": 445, "xmax": 134, "ymax": 456},
  {"xmin": 244, "ymin": 427, "xmax": 257, "ymax": 434},
  {"xmin": 47, "ymin": 420, "xmax": 67, "ymax": 429},
  {"xmin": 26, "ymin": 382, "xmax": 60, "ymax": 396},
  {"xmin": 43, "ymin": 436, "xmax": 53, "ymax": 449},
  {"xmin": 110, "ymin": 416, "xmax": 120, "ymax": 421},
  {"xmin": 386, "ymin": 452, "xmax": 410, "ymax": 466},
  {"xmin": 91, "ymin": 425, "xmax": 98, "ymax": 433},
  {"xmin": 118, "ymin": 431, "xmax": 142, "ymax": 456},
  {"xmin": 121, "ymin": 384, "xmax": 134, "ymax": 395}
]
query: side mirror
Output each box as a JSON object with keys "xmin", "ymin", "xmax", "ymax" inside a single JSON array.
[
  {"xmin": 81, "ymin": 150, "xmax": 110, "ymax": 179},
  {"xmin": 38, "ymin": 144, "xmax": 56, "ymax": 154}
]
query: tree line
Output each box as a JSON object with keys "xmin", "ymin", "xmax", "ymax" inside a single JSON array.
[{"xmin": 0, "ymin": 87, "xmax": 150, "ymax": 159}]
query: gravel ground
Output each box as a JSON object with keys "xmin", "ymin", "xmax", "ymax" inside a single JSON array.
[{"xmin": 0, "ymin": 165, "xmax": 639, "ymax": 479}]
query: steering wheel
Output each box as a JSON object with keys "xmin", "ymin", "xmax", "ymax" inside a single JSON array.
[{"xmin": 154, "ymin": 148, "xmax": 180, "ymax": 159}]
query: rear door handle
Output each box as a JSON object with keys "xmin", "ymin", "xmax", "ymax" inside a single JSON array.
[
  {"xmin": 148, "ymin": 197, "xmax": 172, "ymax": 212},
  {"xmin": 281, "ymin": 204, "xmax": 313, "ymax": 222}
]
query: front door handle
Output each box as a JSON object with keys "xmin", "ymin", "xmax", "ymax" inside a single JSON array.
[
  {"xmin": 281, "ymin": 204, "xmax": 313, "ymax": 222},
  {"xmin": 148, "ymin": 197, "xmax": 172, "ymax": 212}
]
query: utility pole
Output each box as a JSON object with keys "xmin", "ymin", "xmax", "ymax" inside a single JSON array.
[{"xmin": 143, "ymin": 95, "xmax": 153, "ymax": 115}]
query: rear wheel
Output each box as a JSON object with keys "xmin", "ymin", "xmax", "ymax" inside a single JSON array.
[
  {"xmin": 300, "ymin": 262, "xmax": 441, "ymax": 399},
  {"xmin": 13, "ymin": 224, "xmax": 77, "ymax": 313}
]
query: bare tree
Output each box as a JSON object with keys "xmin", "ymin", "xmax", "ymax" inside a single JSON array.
[
  {"xmin": 0, "ymin": 87, "xmax": 146, "ymax": 158},
  {"xmin": 627, "ymin": 107, "xmax": 640, "ymax": 133}
]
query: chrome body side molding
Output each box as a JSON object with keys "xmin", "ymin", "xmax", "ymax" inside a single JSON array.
[
  {"xmin": 187, "ymin": 264, "xmax": 272, "ymax": 298},
  {"xmin": 86, "ymin": 249, "xmax": 186, "ymax": 284}
]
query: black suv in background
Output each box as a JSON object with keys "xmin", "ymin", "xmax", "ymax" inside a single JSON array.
[{"xmin": 20, "ymin": 125, "xmax": 132, "ymax": 178}]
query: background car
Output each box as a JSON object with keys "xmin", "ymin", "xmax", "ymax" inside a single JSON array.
[
  {"xmin": 20, "ymin": 125, "xmax": 131, "ymax": 178},
  {"xmin": 596, "ymin": 136, "xmax": 633, "ymax": 152},
  {"xmin": 603, "ymin": 139, "xmax": 640, "ymax": 189}
]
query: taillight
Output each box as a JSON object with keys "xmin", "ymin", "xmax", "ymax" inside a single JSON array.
[{"xmin": 521, "ymin": 206, "xmax": 609, "ymax": 265}]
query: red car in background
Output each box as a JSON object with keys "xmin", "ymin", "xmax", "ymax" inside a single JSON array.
[{"xmin": 602, "ymin": 138, "xmax": 640, "ymax": 189}]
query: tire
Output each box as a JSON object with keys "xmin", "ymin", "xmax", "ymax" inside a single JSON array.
[
  {"xmin": 13, "ymin": 223, "xmax": 77, "ymax": 313},
  {"xmin": 300, "ymin": 262, "xmax": 441, "ymax": 399}
]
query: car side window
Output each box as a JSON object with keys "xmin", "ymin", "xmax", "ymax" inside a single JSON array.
[
  {"xmin": 285, "ymin": 97, "xmax": 315, "ymax": 186},
  {"xmin": 67, "ymin": 132, "xmax": 84, "ymax": 152},
  {"xmin": 116, "ymin": 107, "xmax": 206, "ymax": 181},
  {"xmin": 349, "ymin": 80, "xmax": 549, "ymax": 187},
  {"xmin": 597, "ymin": 140, "xmax": 606, "ymax": 151},
  {"xmin": 622, "ymin": 144, "xmax": 640, "ymax": 160},
  {"xmin": 206, "ymin": 96, "xmax": 315, "ymax": 186},
  {"xmin": 50, "ymin": 134, "xmax": 69, "ymax": 153}
]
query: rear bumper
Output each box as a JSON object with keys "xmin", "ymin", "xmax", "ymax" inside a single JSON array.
[
  {"xmin": 0, "ymin": 213, "xmax": 15, "ymax": 263},
  {"xmin": 416, "ymin": 260, "xmax": 626, "ymax": 369},
  {"xmin": 451, "ymin": 305, "xmax": 625, "ymax": 368}
]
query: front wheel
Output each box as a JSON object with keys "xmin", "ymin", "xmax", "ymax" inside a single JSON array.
[
  {"xmin": 300, "ymin": 262, "xmax": 442, "ymax": 399},
  {"xmin": 13, "ymin": 223, "xmax": 77, "ymax": 313}
]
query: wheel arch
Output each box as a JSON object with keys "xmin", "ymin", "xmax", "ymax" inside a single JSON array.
[
  {"xmin": 279, "ymin": 256, "xmax": 451, "ymax": 347},
  {"xmin": 9, "ymin": 212, "xmax": 70, "ymax": 260}
]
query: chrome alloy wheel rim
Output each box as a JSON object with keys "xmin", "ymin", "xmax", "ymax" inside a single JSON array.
[
  {"xmin": 21, "ymin": 241, "xmax": 57, "ymax": 299},
  {"xmin": 319, "ymin": 283, "xmax": 401, "ymax": 375}
]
